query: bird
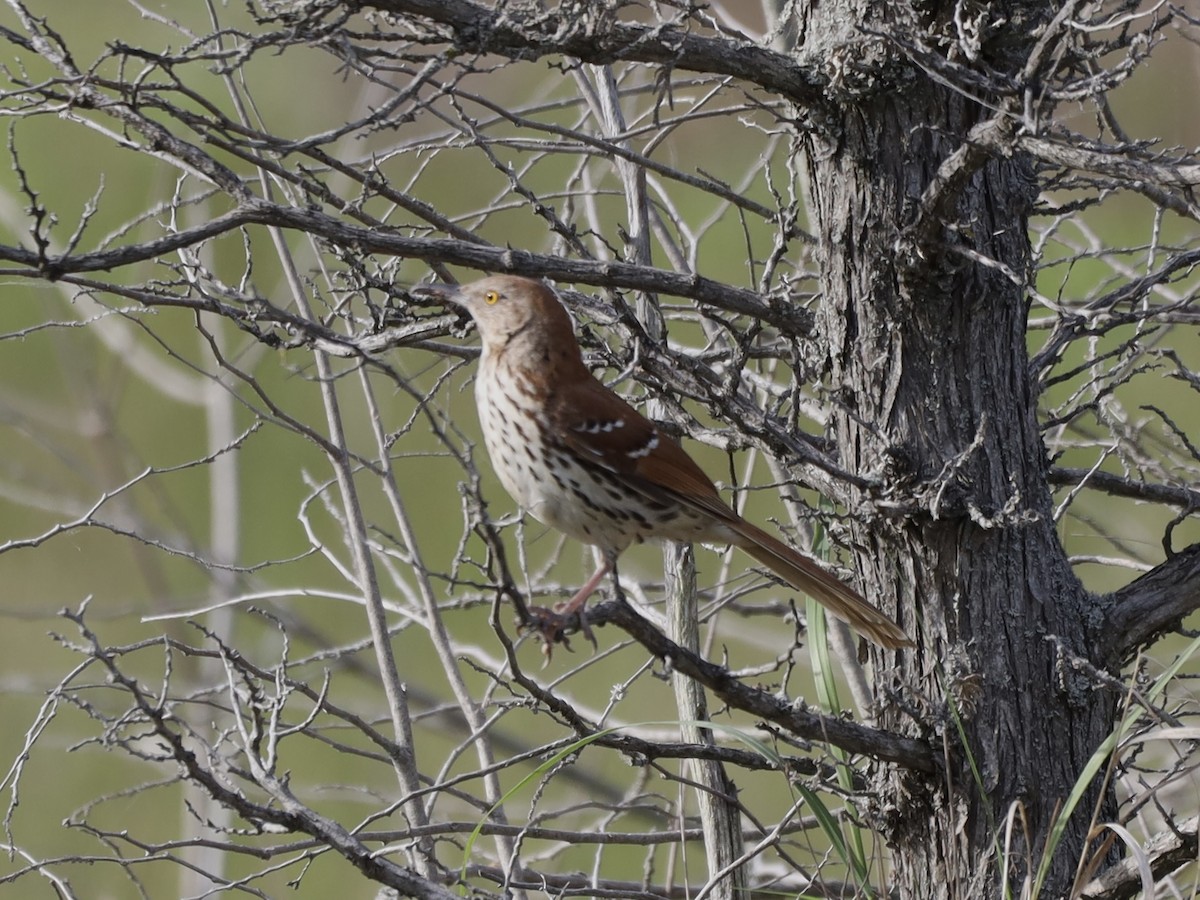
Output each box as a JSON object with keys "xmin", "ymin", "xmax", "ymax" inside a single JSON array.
[{"xmin": 412, "ymin": 274, "xmax": 911, "ymax": 650}]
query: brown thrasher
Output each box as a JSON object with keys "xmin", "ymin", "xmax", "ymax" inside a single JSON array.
[{"xmin": 414, "ymin": 275, "xmax": 910, "ymax": 650}]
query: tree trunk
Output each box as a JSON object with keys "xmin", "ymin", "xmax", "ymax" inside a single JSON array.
[{"xmin": 799, "ymin": 3, "xmax": 1119, "ymax": 895}]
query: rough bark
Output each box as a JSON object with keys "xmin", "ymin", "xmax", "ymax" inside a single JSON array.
[{"xmin": 799, "ymin": 2, "xmax": 1119, "ymax": 895}]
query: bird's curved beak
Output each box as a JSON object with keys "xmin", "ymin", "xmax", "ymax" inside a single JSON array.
[{"xmin": 408, "ymin": 282, "xmax": 460, "ymax": 308}]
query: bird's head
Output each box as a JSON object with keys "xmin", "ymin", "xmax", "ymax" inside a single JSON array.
[{"xmin": 412, "ymin": 275, "xmax": 575, "ymax": 356}]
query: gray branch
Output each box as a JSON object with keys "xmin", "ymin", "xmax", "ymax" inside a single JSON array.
[
  {"xmin": 1100, "ymin": 542, "xmax": 1200, "ymax": 664},
  {"xmin": 356, "ymin": 0, "xmax": 828, "ymax": 105}
]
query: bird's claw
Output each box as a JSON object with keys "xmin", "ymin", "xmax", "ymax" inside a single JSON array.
[
  {"xmin": 553, "ymin": 600, "xmax": 598, "ymax": 651},
  {"xmin": 520, "ymin": 604, "xmax": 597, "ymax": 664}
]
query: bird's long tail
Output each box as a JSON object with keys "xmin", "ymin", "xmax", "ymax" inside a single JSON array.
[{"xmin": 729, "ymin": 520, "xmax": 912, "ymax": 649}]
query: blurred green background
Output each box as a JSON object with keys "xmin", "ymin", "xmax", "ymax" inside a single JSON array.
[{"xmin": 1, "ymin": 2, "xmax": 1198, "ymax": 898}]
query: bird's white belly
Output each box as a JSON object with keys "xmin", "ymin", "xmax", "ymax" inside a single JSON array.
[{"xmin": 476, "ymin": 373, "xmax": 659, "ymax": 551}]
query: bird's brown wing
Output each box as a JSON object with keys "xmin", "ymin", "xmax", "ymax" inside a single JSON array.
[
  {"xmin": 549, "ymin": 373, "xmax": 912, "ymax": 648},
  {"xmin": 549, "ymin": 374, "xmax": 739, "ymax": 524}
]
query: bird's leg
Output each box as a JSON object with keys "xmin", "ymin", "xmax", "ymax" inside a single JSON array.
[
  {"xmin": 552, "ymin": 548, "xmax": 613, "ymax": 648},
  {"xmin": 557, "ymin": 551, "xmax": 612, "ymax": 615},
  {"xmin": 522, "ymin": 551, "xmax": 611, "ymax": 659},
  {"xmin": 607, "ymin": 558, "xmax": 626, "ymax": 605}
]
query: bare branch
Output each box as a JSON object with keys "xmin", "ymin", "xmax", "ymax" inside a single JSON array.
[
  {"xmin": 590, "ymin": 598, "xmax": 938, "ymax": 774},
  {"xmin": 1081, "ymin": 815, "xmax": 1199, "ymax": 900},
  {"xmin": 1048, "ymin": 467, "xmax": 1200, "ymax": 510},
  {"xmin": 1101, "ymin": 542, "xmax": 1200, "ymax": 663},
  {"xmin": 0, "ymin": 205, "xmax": 809, "ymax": 331},
  {"xmin": 352, "ymin": 0, "xmax": 829, "ymax": 105}
]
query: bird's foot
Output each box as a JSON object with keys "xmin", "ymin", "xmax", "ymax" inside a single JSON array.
[
  {"xmin": 520, "ymin": 604, "xmax": 596, "ymax": 664},
  {"xmin": 552, "ymin": 599, "xmax": 597, "ymax": 650}
]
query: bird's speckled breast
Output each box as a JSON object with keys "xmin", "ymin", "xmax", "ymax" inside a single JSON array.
[{"xmin": 475, "ymin": 356, "xmax": 712, "ymax": 552}]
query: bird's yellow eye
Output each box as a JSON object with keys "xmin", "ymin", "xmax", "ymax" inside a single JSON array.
[{"xmin": 484, "ymin": 290, "xmax": 500, "ymax": 305}]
